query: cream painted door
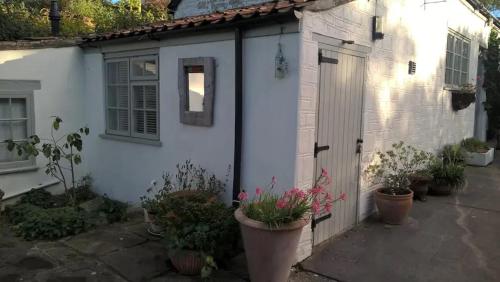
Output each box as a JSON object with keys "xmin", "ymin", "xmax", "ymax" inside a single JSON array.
[{"xmin": 313, "ymin": 47, "xmax": 366, "ymax": 246}]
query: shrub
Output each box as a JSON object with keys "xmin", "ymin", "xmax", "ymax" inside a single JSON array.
[
  {"xmin": 99, "ymin": 195, "xmax": 128, "ymax": 224},
  {"xmin": 429, "ymin": 160, "xmax": 465, "ymax": 189},
  {"xmin": 6, "ymin": 204, "xmax": 88, "ymax": 240},
  {"xmin": 461, "ymin": 138, "xmax": 490, "ymax": 153},
  {"xmin": 440, "ymin": 144, "xmax": 466, "ymax": 166}
]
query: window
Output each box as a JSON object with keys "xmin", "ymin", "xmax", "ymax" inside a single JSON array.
[
  {"xmin": 0, "ymin": 94, "xmax": 34, "ymax": 169},
  {"xmin": 105, "ymin": 55, "xmax": 159, "ymax": 140},
  {"xmin": 178, "ymin": 57, "xmax": 215, "ymax": 127},
  {"xmin": 445, "ymin": 31, "xmax": 470, "ymax": 87}
]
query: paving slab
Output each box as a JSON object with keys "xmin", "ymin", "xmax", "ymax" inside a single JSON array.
[
  {"xmin": 100, "ymin": 241, "xmax": 169, "ymax": 282},
  {"xmin": 301, "ymin": 156, "xmax": 500, "ymax": 282}
]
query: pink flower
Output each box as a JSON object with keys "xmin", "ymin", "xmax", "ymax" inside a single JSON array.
[
  {"xmin": 321, "ymin": 168, "xmax": 329, "ymax": 177},
  {"xmin": 271, "ymin": 176, "xmax": 277, "ymax": 185},
  {"xmin": 290, "ymin": 187, "xmax": 301, "ymax": 195},
  {"xmin": 324, "ymin": 202, "xmax": 333, "ymax": 213},
  {"xmin": 238, "ymin": 191, "xmax": 248, "ymax": 201},
  {"xmin": 296, "ymin": 190, "xmax": 306, "ymax": 199},
  {"xmin": 325, "ymin": 192, "xmax": 332, "ymax": 201},
  {"xmin": 310, "ymin": 186, "xmax": 324, "ymax": 195},
  {"xmin": 256, "ymin": 187, "xmax": 263, "ymax": 196},
  {"xmin": 276, "ymin": 198, "xmax": 287, "ymax": 209},
  {"xmin": 339, "ymin": 192, "xmax": 347, "ymax": 201},
  {"xmin": 311, "ymin": 199, "xmax": 321, "ymax": 215}
]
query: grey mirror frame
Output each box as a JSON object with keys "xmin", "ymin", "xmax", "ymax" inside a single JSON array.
[{"xmin": 178, "ymin": 57, "xmax": 215, "ymax": 126}]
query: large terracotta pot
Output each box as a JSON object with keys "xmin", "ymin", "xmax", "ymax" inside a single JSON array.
[
  {"xmin": 374, "ymin": 188, "xmax": 413, "ymax": 225},
  {"xmin": 409, "ymin": 174, "xmax": 432, "ymax": 202},
  {"xmin": 234, "ymin": 208, "xmax": 308, "ymax": 282},
  {"xmin": 169, "ymin": 249, "xmax": 204, "ymax": 276}
]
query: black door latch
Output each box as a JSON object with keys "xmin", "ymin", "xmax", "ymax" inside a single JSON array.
[{"xmin": 314, "ymin": 142, "xmax": 330, "ymax": 158}]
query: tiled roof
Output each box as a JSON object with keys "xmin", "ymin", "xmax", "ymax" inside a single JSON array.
[{"xmin": 83, "ymin": 0, "xmax": 315, "ymax": 43}]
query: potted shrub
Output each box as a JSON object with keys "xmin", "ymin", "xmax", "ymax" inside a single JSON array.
[
  {"xmin": 158, "ymin": 192, "xmax": 238, "ymax": 277},
  {"xmin": 428, "ymin": 160, "xmax": 465, "ymax": 195},
  {"xmin": 408, "ymin": 169, "xmax": 433, "ymax": 202},
  {"xmin": 235, "ymin": 171, "xmax": 346, "ymax": 282},
  {"xmin": 451, "ymin": 83, "xmax": 476, "ymax": 111},
  {"xmin": 461, "ymin": 138, "xmax": 495, "ymax": 167},
  {"xmin": 365, "ymin": 142, "xmax": 434, "ymax": 224}
]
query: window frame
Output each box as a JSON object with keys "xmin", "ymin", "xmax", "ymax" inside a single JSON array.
[
  {"xmin": 445, "ymin": 30, "xmax": 471, "ymax": 88},
  {"xmin": 0, "ymin": 91, "xmax": 36, "ymax": 171},
  {"xmin": 104, "ymin": 54, "xmax": 160, "ymax": 142}
]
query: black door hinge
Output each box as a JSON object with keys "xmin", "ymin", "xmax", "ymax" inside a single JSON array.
[
  {"xmin": 312, "ymin": 213, "xmax": 332, "ymax": 230},
  {"xmin": 318, "ymin": 50, "xmax": 338, "ymax": 65},
  {"xmin": 314, "ymin": 142, "xmax": 330, "ymax": 158}
]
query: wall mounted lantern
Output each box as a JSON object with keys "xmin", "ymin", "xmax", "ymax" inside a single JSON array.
[
  {"xmin": 408, "ymin": 61, "xmax": 416, "ymax": 75},
  {"xmin": 275, "ymin": 43, "xmax": 288, "ymax": 79},
  {"xmin": 372, "ymin": 16, "xmax": 384, "ymax": 41}
]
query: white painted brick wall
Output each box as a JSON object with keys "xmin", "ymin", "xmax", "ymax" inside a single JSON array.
[{"xmin": 294, "ymin": 0, "xmax": 493, "ymax": 261}]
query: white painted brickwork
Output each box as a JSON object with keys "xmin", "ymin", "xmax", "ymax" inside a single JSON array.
[{"xmin": 294, "ymin": 0, "xmax": 493, "ymax": 261}]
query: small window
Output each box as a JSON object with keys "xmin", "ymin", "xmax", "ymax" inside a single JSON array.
[
  {"xmin": 0, "ymin": 94, "xmax": 35, "ymax": 170},
  {"xmin": 445, "ymin": 31, "xmax": 470, "ymax": 87},
  {"xmin": 178, "ymin": 57, "xmax": 215, "ymax": 127},
  {"xmin": 105, "ymin": 55, "xmax": 159, "ymax": 140}
]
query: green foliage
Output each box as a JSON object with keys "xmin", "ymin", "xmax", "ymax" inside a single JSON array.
[
  {"xmin": 429, "ymin": 160, "xmax": 465, "ymax": 189},
  {"xmin": 5, "ymin": 203, "xmax": 88, "ymax": 240},
  {"xmin": 158, "ymin": 193, "xmax": 239, "ymax": 265},
  {"xmin": 365, "ymin": 142, "xmax": 435, "ymax": 194},
  {"xmin": 477, "ymin": 0, "xmax": 500, "ymax": 11},
  {"xmin": 0, "ymin": 0, "xmax": 170, "ymax": 40},
  {"xmin": 484, "ymin": 30, "xmax": 500, "ymax": 134},
  {"xmin": 99, "ymin": 195, "xmax": 128, "ymax": 223},
  {"xmin": 461, "ymin": 138, "xmax": 490, "ymax": 153},
  {"xmin": 6, "ymin": 117, "xmax": 89, "ymax": 206},
  {"xmin": 440, "ymin": 144, "xmax": 466, "ymax": 166}
]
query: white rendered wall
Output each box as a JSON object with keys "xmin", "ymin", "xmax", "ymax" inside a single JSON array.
[
  {"xmin": 83, "ymin": 32, "xmax": 300, "ymax": 205},
  {"xmin": 0, "ymin": 47, "xmax": 87, "ymax": 199},
  {"xmin": 295, "ymin": 0, "xmax": 492, "ymax": 260}
]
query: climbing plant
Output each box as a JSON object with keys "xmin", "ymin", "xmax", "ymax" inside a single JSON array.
[{"xmin": 483, "ymin": 30, "xmax": 500, "ymax": 140}]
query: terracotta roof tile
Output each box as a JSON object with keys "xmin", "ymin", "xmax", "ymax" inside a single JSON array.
[{"xmin": 83, "ymin": 0, "xmax": 315, "ymax": 42}]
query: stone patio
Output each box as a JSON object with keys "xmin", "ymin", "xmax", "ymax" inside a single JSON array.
[
  {"xmin": 0, "ymin": 209, "xmax": 328, "ymax": 282},
  {"xmin": 301, "ymin": 154, "xmax": 500, "ymax": 282}
]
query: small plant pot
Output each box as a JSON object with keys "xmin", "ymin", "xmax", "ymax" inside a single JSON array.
[
  {"xmin": 409, "ymin": 175, "xmax": 432, "ymax": 202},
  {"xmin": 143, "ymin": 209, "xmax": 164, "ymax": 236},
  {"xmin": 234, "ymin": 208, "xmax": 309, "ymax": 282},
  {"xmin": 374, "ymin": 188, "xmax": 413, "ymax": 225},
  {"xmin": 428, "ymin": 184, "xmax": 453, "ymax": 196},
  {"xmin": 169, "ymin": 249, "xmax": 204, "ymax": 276},
  {"xmin": 464, "ymin": 148, "xmax": 494, "ymax": 167}
]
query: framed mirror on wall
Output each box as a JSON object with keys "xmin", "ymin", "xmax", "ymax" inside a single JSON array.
[{"xmin": 178, "ymin": 57, "xmax": 215, "ymax": 126}]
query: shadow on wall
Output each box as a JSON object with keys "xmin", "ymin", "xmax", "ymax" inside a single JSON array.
[{"xmin": 359, "ymin": 1, "xmax": 485, "ymax": 189}]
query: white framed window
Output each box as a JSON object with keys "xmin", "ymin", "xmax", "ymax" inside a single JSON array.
[
  {"xmin": 0, "ymin": 93, "xmax": 35, "ymax": 170},
  {"xmin": 445, "ymin": 31, "xmax": 470, "ymax": 87},
  {"xmin": 105, "ymin": 55, "xmax": 159, "ymax": 141}
]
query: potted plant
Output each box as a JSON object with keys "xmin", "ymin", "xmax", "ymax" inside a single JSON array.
[
  {"xmin": 451, "ymin": 83, "xmax": 476, "ymax": 111},
  {"xmin": 0, "ymin": 188, "xmax": 4, "ymax": 215},
  {"xmin": 461, "ymin": 138, "xmax": 495, "ymax": 166},
  {"xmin": 158, "ymin": 192, "xmax": 238, "ymax": 277},
  {"xmin": 408, "ymin": 169, "xmax": 433, "ymax": 202},
  {"xmin": 365, "ymin": 142, "xmax": 434, "ymax": 224},
  {"xmin": 428, "ymin": 160, "xmax": 465, "ymax": 195},
  {"xmin": 235, "ymin": 170, "xmax": 346, "ymax": 282}
]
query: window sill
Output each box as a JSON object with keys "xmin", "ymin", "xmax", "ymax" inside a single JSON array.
[
  {"xmin": 99, "ymin": 134, "xmax": 162, "ymax": 147},
  {"xmin": 0, "ymin": 165, "xmax": 38, "ymax": 175}
]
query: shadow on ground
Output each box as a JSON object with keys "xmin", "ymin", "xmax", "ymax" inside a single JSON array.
[{"xmin": 301, "ymin": 155, "xmax": 500, "ymax": 282}]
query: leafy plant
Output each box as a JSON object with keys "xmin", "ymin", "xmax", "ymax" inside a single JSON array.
[
  {"xmin": 239, "ymin": 170, "xmax": 345, "ymax": 228},
  {"xmin": 5, "ymin": 203, "xmax": 88, "ymax": 240},
  {"xmin": 365, "ymin": 142, "xmax": 435, "ymax": 195},
  {"xmin": 0, "ymin": 188, "xmax": 4, "ymax": 200},
  {"xmin": 429, "ymin": 160, "xmax": 465, "ymax": 189},
  {"xmin": 461, "ymin": 138, "xmax": 490, "ymax": 153},
  {"xmin": 99, "ymin": 195, "xmax": 127, "ymax": 223},
  {"xmin": 440, "ymin": 144, "xmax": 466, "ymax": 166},
  {"xmin": 6, "ymin": 117, "xmax": 89, "ymax": 206}
]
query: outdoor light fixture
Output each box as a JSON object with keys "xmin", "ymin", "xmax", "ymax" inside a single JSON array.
[
  {"xmin": 275, "ymin": 43, "xmax": 288, "ymax": 79},
  {"xmin": 408, "ymin": 61, "xmax": 416, "ymax": 75},
  {"xmin": 372, "ymin": 16, "xmax": 384, "ymax": 40}
]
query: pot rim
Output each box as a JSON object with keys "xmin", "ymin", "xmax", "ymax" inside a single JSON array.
[
  {"xmin": 375, "ymin": 188, "xmax": 414, "ymax": 198},
  {"xmin": 234, "ymin": 208, "xmax": 309, "ymax": 231}
]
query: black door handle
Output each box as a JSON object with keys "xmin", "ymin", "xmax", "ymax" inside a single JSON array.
[{"xmin": 314, "ymin": 142, "xmax": 330, "ymax": 158}]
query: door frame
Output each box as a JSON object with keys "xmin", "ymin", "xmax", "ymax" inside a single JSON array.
[{"xmin": 312, "ymin": 34, "xmax": 370, "ymax": 242}]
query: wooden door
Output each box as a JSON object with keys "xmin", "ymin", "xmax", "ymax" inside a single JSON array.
[{"xmin": 313, "ymin": 47, "xmax": 366, "ymax": 246}]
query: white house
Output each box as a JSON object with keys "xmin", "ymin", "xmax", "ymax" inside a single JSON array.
[{"xmin": 0, "ymin": 0, "xmax": 498, "ymax": 261}]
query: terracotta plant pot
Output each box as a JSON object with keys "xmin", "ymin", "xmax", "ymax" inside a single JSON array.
[
  {"xmin": 374, "ymin": 188, "xmax": 413, "ymax": 225},
  {"xmin": 409, "ymin": 175, "xmax": 432, "ymax": 202},
  {"xmin": 234, "ymin": 208, "xmax": 309, "ymax": 282},
  {"xmin": 169, "ymin": 249, "xmax": 204, "ymax": 276},
  {"xmin": 428, "ymin": 184, "xmax": 453, "ymax": 196}
]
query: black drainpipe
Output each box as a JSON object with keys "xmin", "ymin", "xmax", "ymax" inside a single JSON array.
[
  {"xmin": 49, "ymin": 0, "xmax": 61, "ymax": 37},
  {"xmin": 232, "ymin": 27, "xmax": 243, "ymax": 207}
]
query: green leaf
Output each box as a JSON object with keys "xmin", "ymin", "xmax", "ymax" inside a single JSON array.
[{"xmin": 52, "ymin": 117, "xmax": 62, "ymax": 130}]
